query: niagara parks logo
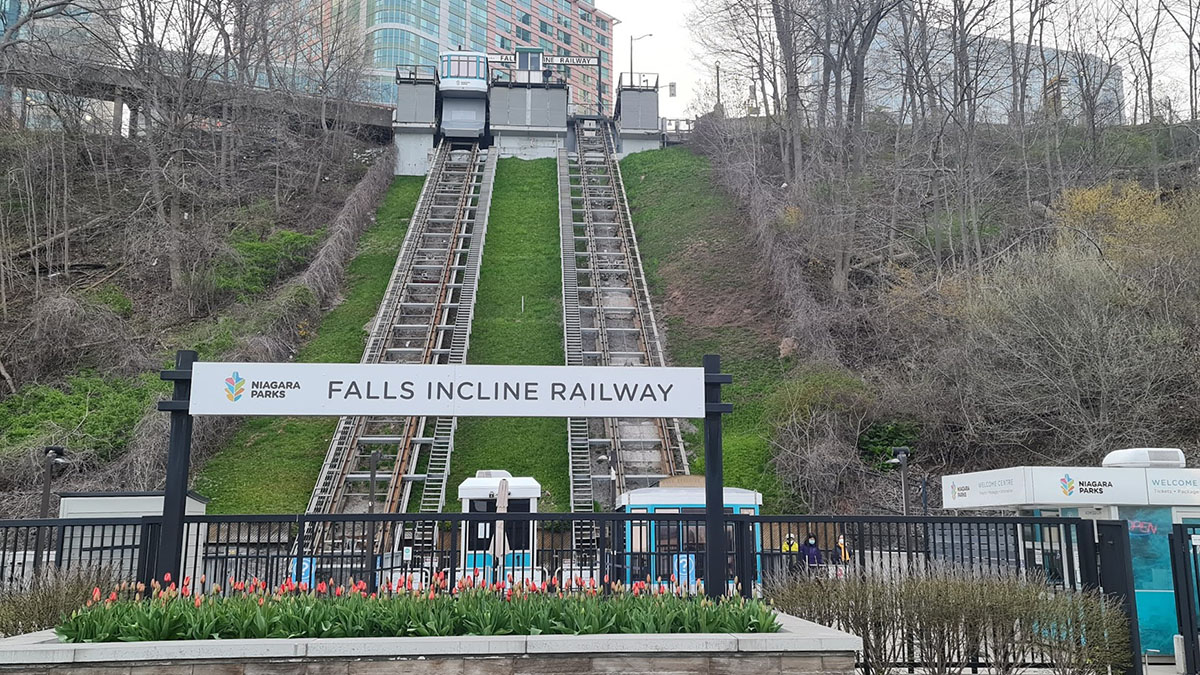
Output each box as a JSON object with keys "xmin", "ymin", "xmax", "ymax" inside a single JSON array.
[
  {"xmin": 1060, "ymin": 474, "xmax": 1075, "ymax": 497},
  {"xmin": 225, "ymin": 372, "xmax": 245, "ymax": 402}
]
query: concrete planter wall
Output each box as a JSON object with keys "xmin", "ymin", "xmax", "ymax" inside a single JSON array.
[{"xmin": 0, "ymin": 613, "xmax": 860, "ymax": 675}]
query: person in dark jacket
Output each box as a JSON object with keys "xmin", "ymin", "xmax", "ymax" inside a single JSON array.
[{"xmin": 798, "ymin": 532, "xmax": 823, "ymax": 569}]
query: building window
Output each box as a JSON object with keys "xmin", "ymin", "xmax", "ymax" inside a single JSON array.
[
  {"xmin": 597, "ymin": 33, "xmax": 607, "ymax": 47},
  {"xmin": 497, "ymin": 0, "xmax": 512, "ymax": 14},
  {"xmin": 539, "ymin": 20, "xmax": 552, "ymax": 34},
  {"xmin": 597, "ymin": 18, "xmax": 608, "ymax": 30},
  {"xmin": 579, "ymin": 9, "xmax": 592, "ymax": 22},
  {"xmin": 516, "ymin": 26, "xmax": 531, "ymax": 41},
  {"xmin": 498, "ymin": 35, "xmax": 513, "ymax": 50},
  {"xmin": 557, "ymin": 29, "xmax": 571, "ymax": 44},
  {"xmin": 497, "ymin": 16, "xmax": 513, "ymax": 32}
]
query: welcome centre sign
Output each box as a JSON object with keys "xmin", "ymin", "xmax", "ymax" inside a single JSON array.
[{"xmin": 189, "ymin": 362, "xmax": 705, "ymax": 418}]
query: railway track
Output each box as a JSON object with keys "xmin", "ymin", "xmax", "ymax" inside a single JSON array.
[
  {"xmin": 558, "ymin": 119, "xmax": 687, "ymax": 524},
  {"xmin": 305, "ymin": 142, "xmax": 496, "ymax": 551}
]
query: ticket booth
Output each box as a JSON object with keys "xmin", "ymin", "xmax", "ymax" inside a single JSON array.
[
  {"xmin": 943, "ymin": 448, "xmax": 1195, "ymax": 659},
  {"xmin": 457, "ymin": 470, "xmax": 542, "ymax": 584}
]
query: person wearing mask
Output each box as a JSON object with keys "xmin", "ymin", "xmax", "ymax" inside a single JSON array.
[
  {"xmin": 834, "ymin": 533, "xmax": 852, "ymax": 577},
  {"xmin": 836, "ymin": 534, "xmax": 852, "ymax": 563},
  {"xmin": 798, "ymin": 532, "xmax": 823, "ymax": 571},
  {"xmin": 782, "ymin": 533, "xmax": 800, "ymax": 576}
]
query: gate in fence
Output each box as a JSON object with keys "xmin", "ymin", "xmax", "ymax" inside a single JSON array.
[{"xmin": 1170, "ymin": 524, "xmax": 1200, "ymax": 674}]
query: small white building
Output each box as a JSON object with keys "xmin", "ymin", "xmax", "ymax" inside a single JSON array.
[{"xmin": 943, "ymin": 448, "xmax": 1193, "ymax": 659}]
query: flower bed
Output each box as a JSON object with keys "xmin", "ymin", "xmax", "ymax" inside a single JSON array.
[{"xmin": 56, "ymin": 574, "xmax": 780, "ymax": 642}]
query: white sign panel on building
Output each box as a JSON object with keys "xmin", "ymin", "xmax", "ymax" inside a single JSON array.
[
  {"xmin": 941, "ymin": 467, "xmax": 1028, "ymax": 508},
  {"xmin": 1026, "ymin": 467, "xmax": 1148, "ymax": 505},
  {"xmin": 188, "ymin": 362, "xmax": 705, "ymax": 418},
  {"xmin": 1146, "ymin": 469, "xmax": 1200, "ymax": 505}
]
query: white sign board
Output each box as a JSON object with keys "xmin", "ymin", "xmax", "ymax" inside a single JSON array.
[
  {"xmin": 487, "ymin": 53, "xmax": 517, "ymax": 64},
  {"xmin": 1146, "ymin": 469, "xmax": 1200, "ymax": 505},
  {"xmin": 543, "ymin": 55, "xmax": 600, "ymax": 66},
  {"xmin": 189, "ymin": 362, "xmax": 704, "ymax": 418},
  {"xmin": 942, "ymin": 467, "xmax": 1029, "ymax": 508},
  {"xmin": 1026, "ymin": 467, "xmax": 1148, "ymax": 505}
]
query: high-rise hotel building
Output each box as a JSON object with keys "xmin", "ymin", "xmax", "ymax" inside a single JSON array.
[{"xmin": 362, "ymin": 0, "xmax": 615, "ymax": 109}]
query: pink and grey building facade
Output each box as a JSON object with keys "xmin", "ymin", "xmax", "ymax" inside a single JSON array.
[{"xmin": 361, "ymin": 0, "xmax": 615, "ymax": 108}]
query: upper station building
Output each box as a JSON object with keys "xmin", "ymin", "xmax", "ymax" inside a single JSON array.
[
  {"xmin": 359, "ymin": 0, "xmax": 615, "ymax": 110},
  {"xmin": 393, "ymin": 47, "xmax": 664, "ymax": 174}
]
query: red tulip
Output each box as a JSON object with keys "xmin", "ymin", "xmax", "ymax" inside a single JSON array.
[
  {"xmin": 163, "ymin": 573, "xmax": 172, "ymax": 584},
  {"xmin": 335, "ymin": 586, "xmax": 344, "ymax": 597},
  {"xmin": 316, "ymin": 581, "xmax": 327, "ymax": 594},
  {"xmin": 92, "ymin": 587, "xmax": 101, "ymax": 602},
  {"xmin": 194, "ymin": 596, "xmax": 202, "ymax": 608}
]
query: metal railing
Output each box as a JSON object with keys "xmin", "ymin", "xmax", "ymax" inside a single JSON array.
[{"xmin": 0, "ymin": 513, "xmax": 1099, "ymax": 595}]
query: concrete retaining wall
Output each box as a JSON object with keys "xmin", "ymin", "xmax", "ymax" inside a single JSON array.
[{"xmin": 0, "ymin": 614, "xmax": 859, "ymax": 675}]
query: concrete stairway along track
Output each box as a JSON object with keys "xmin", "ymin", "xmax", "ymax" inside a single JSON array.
[
  {"xmin": 306, "ymin": 142, "xmax": 496, "ymax": 552},
  {"xmin": 558, "ymin": 119, "xmax": 688, "ymax": 528}
]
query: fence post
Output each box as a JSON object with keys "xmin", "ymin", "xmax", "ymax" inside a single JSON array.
[
  {"xmin": 294, "ymin": 516, "xmax": 308, "ymax": 590},
  {"xmin": 1074, "ymin": 519, "xmax": 1099, "ymax": 591},
  {"xmin": 137, "ymin": 517, "xmax": 160, "ymax": 588},
  {"xmin": 597, "ymin": 517, "xmax": 608, "ymax": 593},
  {"xmin": 1095, "ymin": 520, "xmax": 1143, "ymax": 675},
  {"xmin": 703, "ymin": 354, "xmax": 732, "ymax": 599},
  {"xmin": 1170, "ymin": 525, "xmax": 1200, "ymax": 675},
  {"xmin": 155, "ymin": 349, "xmax": 197, "ymax": 583},
  {"xmin": 735, "ymin": 517, "xmax": 753, "ymax": 599}
]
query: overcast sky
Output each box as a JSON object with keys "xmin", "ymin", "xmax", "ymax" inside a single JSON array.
[
  {"xmin": 593, "ymin": 0, "xmax": 1197, "ymax": 122},
  {"xmin": 595, "ymin": 0, "xmax": 706, "ymax": 118}
]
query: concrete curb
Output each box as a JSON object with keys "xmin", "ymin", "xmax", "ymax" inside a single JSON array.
[{"xmin": 0, "ymin": 613, "xmax": 861, "ymax": 665}]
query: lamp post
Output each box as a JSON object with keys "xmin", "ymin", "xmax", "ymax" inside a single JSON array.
[
  {"xmin": 630, "ymin": 33, "xmax": 652, "ymax": 87},
  {"xmin": 33, "ymin": 446, "xmax": 67, "ymax": 570},
  {"xmin": 887, "ymin": 447, "xmax": 911, "ymax": 516},
  {"xmin": 716, "ymin": 61, "xmax": 722, "ymax": 108}
]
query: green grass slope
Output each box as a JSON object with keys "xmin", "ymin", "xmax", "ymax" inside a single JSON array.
[
  {"xmin": 621, "ymin": 147, "xmax": 791, "ymax": 512},
  {"xmin": 448, "ymin": 158, "xmax": 568, "ymax": 511},
  {"xmin": 196, "ymin": 177, "xmax": 425, "ymax": 514}
]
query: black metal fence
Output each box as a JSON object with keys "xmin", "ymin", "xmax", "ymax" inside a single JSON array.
[
  {"xmin": 1171, "ymin": 524, "xmax": 1200, "ymax": 674},
  {"xmin": 0, "ymin": 512, "xmax": 1100, "ymax": 594}
]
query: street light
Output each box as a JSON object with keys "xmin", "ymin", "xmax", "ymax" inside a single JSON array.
[
  {"xmin": 630, "ymin": 33, "xmax": 652, "ymax": 88},
  {"xmin": 33, "ymin": 446, "xmax": 68, "ymax": 570},
  {"xmin": 886, "ymin": 446, "xmax": 911, "ymax": 516}
]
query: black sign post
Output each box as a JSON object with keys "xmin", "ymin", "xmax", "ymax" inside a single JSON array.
[
  {"xmin": 156, "ymin": 349, "xmax": 197, "ymax": 582},
  {"xmin": 703, "ymin": 354, "xmax": 733, "ymax": 598}
]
